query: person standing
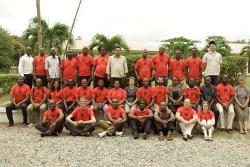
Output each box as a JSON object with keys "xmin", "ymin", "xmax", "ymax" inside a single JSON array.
[
  {"xmin": 18, "ymin": 47, "xmax": 33, "ymax": 88},
  {"xmin": 60, "ymin": 50, "xmax": 77, "ymax": 83},
  {"xmin": 33, "ymin": 48, "xmax": 47, "ymax": 86},
  {"xmin": 202, "ymin": 41, "xmax": 222, "ymax": 86},
  {"xmin": 106, "ymin": 46, "xmax": 128, "ymax": 88}
]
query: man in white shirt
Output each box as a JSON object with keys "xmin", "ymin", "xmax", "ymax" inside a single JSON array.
[
  {"xmin": 106, "ymin": 46, "xmax": 128, "ymax": 88},
  {"xmin": 18, "ymin": 47, "xmax": 34, "ymax": 88},
  {"xmin": 202, "ymin": 41, "xmax": 222, "ymax": 86},
  {"xmin": 45, "ymin": 48, "xmax": 61, "ymax": 87}
]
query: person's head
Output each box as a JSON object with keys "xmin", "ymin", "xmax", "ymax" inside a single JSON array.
[
  {"xmin": 159, "ymin": 46, "xmax": 165, "ymax": 55},
  {"xmin": 188, "ymin": 77, "xmax": 195, "ymax": 88},
  {"xmin": 209, "ymin": 41, "xmax": 216, "ymax": 52},
  {"xmin": 239, "ymin": 76, "xmax": 246, "ymax": 87},
  {"xmin": 172, "ymin": 76, "xmax": 178, "ymax": 86},
  {"xmin": 35, "ymin": 78, "xmax": 42, "ymax": 87},
  {"xmin": 157, "ymin": 77, "xmax": 164, "ymax": 85},
  {"xmin": 159, "ymin": 102, "xmax": 167, "ymax": 112},
  {"xmin": 68, "ymin": 79, "xmax": 74, "ymax": 87},
  {"xmin": 50, "ymin": 48, "xmax": 56, "ymax": 56},
  {"xmin": 183, "ymin": 99, "xmax": 191, "ymax": 108},
  {"xmin": 51, "ymin": 80, "xmax": 61, "ymax": 91},
  {"xmin": 98, "ymin": 79, "xmax": 104, "ymax": 88},
  {"xmin": 48, "ymin": 100, "xmax": 56, "ymax": 111},
  {"xmin": 142, "ymin": 78, "xmax": 149, "ymax": 87},
  {"xmin": 17, "ymin": 76, "xmax": 24, "ymax": 85},
  {"xmin": 39, "ymin": 48, "xmax": 45, "ymax": 56},
  {"xmin": 128, "ymin": 77, "xmax": 136, "ymax": 87},
  {"xmin": 82, "ymin": 46, "xmax": 89, "ymax": 55},
  {"xmin": 111, "ymin": 99, "xmax": 119, "ymax": 108},
  {"xmin": 66, "ymin": 50, "xmax": 73, "ymax": 59},
  {"xmin": 221, "ymin": 75, "xmax": 228, "ymax": 85},
  {"xmin": 142, "ymin": 49, "xmax": 148, "ymax": 59},
  {"xmin": 205, "ymin": 76, "xmax": 211, "ymax": 86},
  {"xmin": 26, "ymin": 47, "xmax": 32, "ymax": 56},
  {"xmin": 191, "ymin": 47, "xmax": 198, "ymax": 56},
  {"xmin": 81, "ymin": 78, "xmax": 88, "ymax": 88},
  {"xmin": 175, "ymin": 50, "xmax": 182, "ymax": 59},
  {"xmin": 114, "ymin": 46, "xmax": 122, "ymax": 56},
  {"xmin": 79, "ymin": 97, "xmax": 87, "ymax": 108},
  {"xmin": 138, "ymin": 99, "xmax": 147, "ymax": 111},
  {"xmin": 201, "ymin": 101, "xmax": 209, "ymax": 113},
  {"xmin": 98, "ymin": 45, "xmax": 106, "ymax": 56},
  {"xmin": 113, "ymin": 80, "xmax": 120, "ymax": 88}
]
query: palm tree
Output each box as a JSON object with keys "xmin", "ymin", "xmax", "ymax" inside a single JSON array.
[
  {"xmin": 89, "ymin": 33, "xmax": 129, "ymax": 54},
  {"xmin": 240, "ymin": 45, "xmax": 250, "ymax": 74},
  {"xmin": 36, "ymin": 0, "xmax": 42, "ymax": 48}
]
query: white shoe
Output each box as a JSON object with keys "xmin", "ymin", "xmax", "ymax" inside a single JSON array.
[
  {"xmin": 115, "ymin": 131, "xmax": 123, "ymax": 137},
  {"xmin": 98, "ymin": 131, "xmax": 107, "ymax": 138},
  {"xmin": 28, "ymin": 123, "xmax": 34, "ymax": 127}
]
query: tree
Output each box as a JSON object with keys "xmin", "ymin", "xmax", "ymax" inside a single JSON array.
[
  {"xmin": 89, "ymin": 33, "xmax": 129, "ymax": 54},
  {"xmin": 202, "ymin": 36, "xmax": 231, "ymax": 57},
  {"xmin": 36, "ymin": 0, "xmax": 42, "ymax": 48}
]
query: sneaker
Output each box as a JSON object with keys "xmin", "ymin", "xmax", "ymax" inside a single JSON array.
[
  {"xmin": 142, "ymin": 133, "xmax": 148, "ymax": 140},
  {"xmin": 183, "ymin": 135, "xmax": 188, "ymax": 141},
  {"xmin": 115, "ymin": 131, "xmax": 123, "ymax": 137},
  {"xmin": 204, "ymin": 137, "xmax": 209, "ymax": 141},
  {"xmin": 134, "ymin": 133, "xmax": 139, "ymax": 139},
  {"xmin": 166, "ymin": 133, "xmax": 173, "ymax": 141},
  {"xmin": 98, "ymin": 131, "xmax": 107, "ymax": 138},
  {"xmin": 28, "ymin": 123, "xmax": 34, "ymax": 127},
  {"xmin": 209, "ymin": 137, "xmax": 213, "ymax": 141},
  {"xmin": 187, "ymin": 134, "xmax": 193, "ymax": 139}
]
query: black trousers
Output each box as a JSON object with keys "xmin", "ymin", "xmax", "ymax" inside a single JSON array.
[
  {"xmin": 93, "ymin": 76, "xmax": 109, "ymax": 88},
  {"xmin": 207, "ymin": 75, "xmax": 219, "ymax": 86},
  {"xmin": 24, "ymin": 74, "xmax": 33, "ymax": 88},
  {"xmin": 65, "ymin": 122, "xmax": 95, "ymax": 136},
  {"xmin": 35, "ymin": 120, "xmax": 64, "ymax": 134},
  {"xmin": 210, "ymin": 104, "xmax": 219, "ymax": 127},
  {"xmin": 130, "ymin": 119, "xmax": 151, "ymax": 134},
  {"xmin": 5, "ymin": 103, "xmax": 28, "ymax": 124},
  {"xmin": 36, "ymin": 75, "xmax": 48, "ymax": 87},
  {"xmin": 155, "ymin": 120, "xmax": 175, "ymax": 135}
]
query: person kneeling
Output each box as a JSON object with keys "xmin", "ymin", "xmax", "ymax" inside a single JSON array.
[
  {"xmin": 35, "ymin": 100, "xmax": 64, "ymax": 137},
  {"xmin": 129, "ymin": 99, "xmax": 153, "ymax": 140},
  {"xmin": 98, "ymin": 99, "xmax": 127, "ymax": 138},
  {"xmin": 197, "ymin": 101, "xmax": 215, "ymax": 141},
  {"xmin": 176, "ymin": 99, "xmax": 198, "ymax": 141},
  {"xmin": 154, "ymin": 102, "xmax": 175, "ymax": 141},
  {"xmin": 66, "ymin": 98, "xmax": 96, "ymax": 136}
]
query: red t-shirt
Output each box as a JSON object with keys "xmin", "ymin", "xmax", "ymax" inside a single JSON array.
[
  {"xmin": 170, "ymin": 59, "xmax": 186, "ymax": 81},
  {"xmin": 76, "ymin": 54, "xmax": 94, "ymax": 77},
  {"xmin": 76, "ymin": 86, "xmax": 94, "ymax": 101},
  {"xmin": 94, "ymin": 55, "xmax": 109, "ymax": 78},
  {"xmin": 177, "ymin": 106, "xmax": 196, "ymax": 121},
  {"xmin": 136, "ymin": 86, "xmax": 155, "ymax": 105},
  {"xmin": 93, "ymin": 87, "xmax": 108, "ymax": 103},
  {"xmin": 153, "ymin": 86, "xmax": 169, "ymax": 105},
  {"xmin": 197, "ymin": 111, "xmax": 215, "ymax": 121},
  {"xmin": 185, "ymin": 56, "xmax": 203, "ymax": 80},
  {"xmin": 71, "ymin": 107, "xmax": 94, "ymax": 121},
  {"xmin": 183, "ymin": 87, "xmax": 201, "ymax": 104},
  {"xmin": 135, "ymin": 58, "xmax": 154, "ymax": 80},
  {"xmin": 62, "ymin": 86, "xmax": 77, "ymax": 102},
  {"xmin": 33, "ymin": 55, "xmax": 47, "ymax": 76},
  {"xmin": 43, "ymin": 108, "xmax": 63, "ymax": 124},
  {"xmin": 107, "ymin": 88, "xmax": 127, "ymax": 102},
  {"xmin": 61, "ymin": 58, "xmax": 77, "ymax": 81},
  {"xmin": 30, "ymin": 87, "xmax": 49, "ymax": 103},
  {"xmin": 152, "ymin": 54, "xmax": 171, "ymax": 77},
  {"xmin": 49, "ymin": 90, "xmax": 63, "ymax": 103},
  {"xmin": 10, "ymin": 84, "xmax": 30, "ymax": 103},
  {"xmin": 131, "ymin": 108, "xmax": 152, "ymax": 117},
  {"xmin": 216, "ymin": 83, "xmax": 235, "ymax": 103},
  {"xmin": 106, "ymin": 106, "xmax": 126, "ymax": 121}
]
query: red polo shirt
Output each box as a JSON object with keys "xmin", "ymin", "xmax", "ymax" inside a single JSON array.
[
  {"xmin": 135, "ymin": 58, "xmax": 154, "ymax": 80},
  {"xmin": 30, "ymin": 87, "xmax": 49, "ymax": 103},
  {"xmin": 153, "ymin": 86, "xmax": 169, "ymax": 105},
  {"xmin": 106, "ymin": 106, "xmax": 126, "ymax": 121},
  {"xmin": 76, "ymin": 54, "xmax": 94, "ymax": 77},
  {"xmin": 152, "ymin": 54, "xmax": 171, "ymax": 77},
  {"xmin": 185, "ymin": 56, "xmax": 203, "ymax": 80},
  {"xmin": 216, "ymin": 83, "xmax": 235, "ymax": 103},
  {"xmin": 10, "ymin": 84, "xmax": 30, "ymax": 103},
  {"xmin": 177, "ymin": 106, "xmax": 196, "ymax": 121},
  {"xmin": 107, "ymin": 88, "xmax": 127, "ymax": 102},
  {"xmin": 170, "ymin": 59, "xmax": 186, "ymax": 81},
  {"xmin": 183, "ymin": 86, "xmax": 201, "ymax": 104},
  {"xmin": 43, "ymin": 108, "xmax": 63, "ymax": 124},
  {"xmin": 136, "ymin": 86, "xmax": 155, "ymax": 105},
  {"xmin": 76, "ymin": 86, "xmax": 94, "ymax": 101},
  {"xmin": 71, "ymin": 106, "xmax": 94, "ymax": 121},
  {"xmin": 62, "ymin": 86, "xmax": 77, "ymax": 102},
  {"xmin": 197, "ymin": 111, "xmax": 215, "ymax": 121},
  {"xmin": 93, "ymin": 87, "xmax": 108, "ymax": 103},
  {"xmin": 61, "ymin": 58, "xmax": 77, "ymax": 81},
  {"xmin": 94, "ymin": 55, "xmax": 109, "ymax": 78},
  {"xmin": 33, "ymin": 55, "xmax": 47, "ymax": 76}
]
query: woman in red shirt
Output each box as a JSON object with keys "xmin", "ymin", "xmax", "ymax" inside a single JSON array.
[{"xmin": 49, "ymin": 80, "xmax": 64, "ymax": 111}]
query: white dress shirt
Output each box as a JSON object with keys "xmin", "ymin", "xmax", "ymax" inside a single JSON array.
[
  {"xmin": 18, "ymin": 54, "xmax": 34, "ymax": 76},
  {"xmin": 106, "ymin": 55, "xmax": 128, "ymax": 78},
  {"xmin": 45, "ymin": 55, "xmax": 60, "ymax": 78}
]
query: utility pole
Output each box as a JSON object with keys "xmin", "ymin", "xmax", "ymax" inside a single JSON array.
[{"xmin": 36, "ymin": 0, "xmax": 43, "ymax": 49}]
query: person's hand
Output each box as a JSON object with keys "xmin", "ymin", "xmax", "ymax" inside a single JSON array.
[
  {"xmin": 205, "ymin": 125, "xmax": 211, "ymax": 129},
  {"xmin": 78, "ymin": 120, "xmax": 85, "ymax": 124},
  {"xmin": 73, "ymin": 121, "xmax": 78, "ymax": 127},
  {"xmin": 161, "ymin": 120, "xmax": 168, "ymax": 125},
  {"xmin": 33, "ymin": 75, "xmax": 36, "ymax": 81},
  {"xmin": 34, "ymin": 103, "xmax": 39, "ymax": 108}
]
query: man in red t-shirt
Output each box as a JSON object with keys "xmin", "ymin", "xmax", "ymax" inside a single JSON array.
[
  {"xmin": 76, "ymin": 47, "xmax": 94, "ymax": 86},
  {"xmin": 153, "ymin": 77, "xmax": 169, "ymax": 109},
  {"xmin": 176, "ymin": 99, "xmax": 198, "ymax": 141},
  {"xmin": 215, "ymin": 75, "xmax": 235, "ymax": 133},
  {"xmin": 27, "ymin": 78, "xmax": 48, "ymax": 125},
  {"xmin": 5, "ymin": 76, "xmax": 30, "ymax": 126},
  {"xmin": 98, "ymin": 99, "xmax": 127, "ymax": 137},
  {"xmin": 152, "ymin": 47, "xmax": 171, "ymax": 86},
  {"xmin": 35, "ymin": 100, "xmax": 64, "ymax": 137},
  {"xmin": 61, "ymin": 51, "xmax": 77, "ymax": 82},
  {"xmin": 107, "ymin": 80, "xmax": 127, "ymax": 106},
  {"xmin": 129, "ymin": 99, "xmax": 153, "ymax": 140},
  {"xmin": 66, "ymin": 98, "xmax": 96, "ymax": 136},
  {"xmin": 135, "ymin": 49, "xmax": 154, "ymax": 86},
  {"xmin": 93, "ymin": 46, "xmax": 109, "ymax": 88},
  {"xmin": 169, "ymin": 50, "xmax": 186, "ymax": 88},
  {"xmin": 33, "ymin": 48, "xmax": 47, "ymax": 86},
  {"xmin": 76, "ymin": 78, "xmax": 93, "ymax": 106},
  {"xmin": 62, "ymin": 79, "xmax": 77, "ymax": 116}
]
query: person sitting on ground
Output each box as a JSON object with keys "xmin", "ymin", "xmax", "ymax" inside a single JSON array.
[
  {"xmin": 197, "ymin": 101, "xmax": 215, "ymax": 141},
  {"xmin": 62, "ymin": 80, "xmax": 77, "ymax": 116},
  {"xmin": 124, "ymin": 77, "xmax": 138, "ymax": 113},
  {"xmin": 49, "ymin": 80, "xmax": 64, "ymax": 111},
  {"xmin": 98, "ymin": 99, "xmax": 127, "ymax": 138},
  {"xmin": 6, "ymin": 76, "xmax": 30, "ymax": 126},
  {"xmin": 216, "ymin": 75, "xmax": 235, "ymax": 134},
  {"xmin": 107, "ymin": 80, "xmax": 127, "ymax": 106},
  {"xmin": 168, "ymin": 76, "xmax": 183, "ymax": 114},
  {"xmin": 76, "ymin": 78, "xmax": 93, "ymax": 106},
  {"xmin": 154, "ymin": 102, "xmax": 175, "ymax": 141},
  {"xmin": 66, "ymin": 98, "xmax": 96, "ymax": 136},
  {"xmin": 176, "ymin": 99, "xmax": 198, "ymax": 141},
  {"xmin": 153, "ymin": 77, "xmax": 169, "ymax": 112},
  {"xmin": 183, "ymin": 77, "xmax": 201, "ymax": 111},
  {"xmin": 128, "ymin": 99, "xmax": 153, "ymax": 140},
  {"xmin": 27, "ymin": 78, "xmax": 48, "ymax": 126},
  {"xmin": 35, "ymin": 100, "xmax": 64, "ymax": 137}
]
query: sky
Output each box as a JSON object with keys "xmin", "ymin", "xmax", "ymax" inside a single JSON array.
[{"xmin": 1, "ymin": 0, "xmax": 250, "ymax": 48}]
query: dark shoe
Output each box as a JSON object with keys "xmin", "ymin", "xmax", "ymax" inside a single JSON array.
[
  {"xmin": 187, "ymin": 135, "xmax": 193, "ymax": 139},
  {"xmin": 8, "ymin": 122, "xmax": 14, "ymax": 127},
  {"xmin": 166, "ymin": 133, "xmax": 173, "ymax": 141},
  {"xmin": 23, "ymin": 122, "xmax": 28, "ymax": 125},
  {"xmin": 134, "ymin": 133, "xmax": 139, "ymax": 139},
  {"xmin": 84, "ymin": 132, "xmax": 90, "ymax": 137},
  {"xmin": 183, "ymin": 136, "xmax": 188, "ymax": 141},
  {"xmin": 142, "ymin": 133, "xmax": 148, "ymax": 140},
  {"xmin": 220, "ymin": 128, "xmax": 225, "ymax": 132},
  {"xmin": 227, "ymin": 129, "xmax": 233, "ymax": 134}
]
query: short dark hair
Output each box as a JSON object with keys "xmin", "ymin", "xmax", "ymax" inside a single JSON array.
[
  {"xmin": 209, "ymin": 41, "xmax": 216, "ymax": 46},
  {"xmin": 115, "ymin": 46, "xmax": 121, "ymax": 50},
  {"xmin": 98, "ymin": 45, "xmax": 106, "ymax": 52}
]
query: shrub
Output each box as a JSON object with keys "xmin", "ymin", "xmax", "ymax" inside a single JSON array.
[{"xmin": 0, "ymin": 74, "xmax": 18, "ymax": 95}]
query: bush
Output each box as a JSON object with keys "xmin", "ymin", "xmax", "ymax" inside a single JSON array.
[{"xmin": 0, "ymin": 74, "xmax": 18, "ymax": 96}]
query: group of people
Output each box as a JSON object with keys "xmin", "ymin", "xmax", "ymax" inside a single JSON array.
[{"xmin": 5, "ymin": 41, "xmax": 250, "ymax": 141}]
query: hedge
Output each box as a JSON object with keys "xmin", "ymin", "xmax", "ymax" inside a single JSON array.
[{"xmin": 0, "ymin": 74, "xmax": 18, "ymax": 96}]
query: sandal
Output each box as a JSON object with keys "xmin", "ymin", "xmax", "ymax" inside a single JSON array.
[{"xmin": 240, "ymin": 129, "xmax": 245, "ymax": 134}]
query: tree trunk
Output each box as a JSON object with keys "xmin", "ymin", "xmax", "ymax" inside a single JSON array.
[{"xmin": 36, "ymin": 0, "xmax": 42, "ymax": 49}]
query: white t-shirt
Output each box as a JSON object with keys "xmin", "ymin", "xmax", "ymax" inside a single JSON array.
[
  {"xmin": 202, "ymin": 51, "xmax": 222, "ymax": 76},
  {"xmin": 45, "ymin": 55, "xmax": 60, "ymax": 78}
]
